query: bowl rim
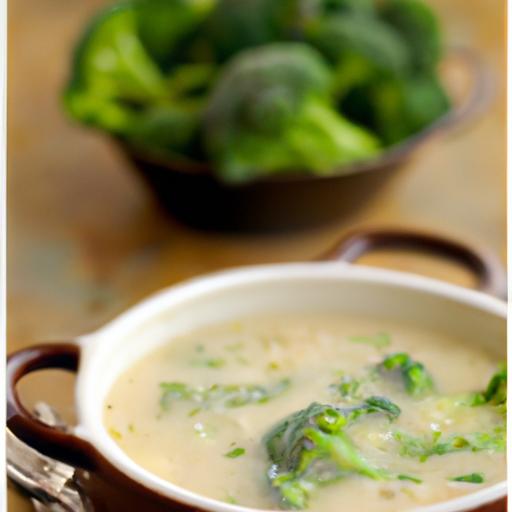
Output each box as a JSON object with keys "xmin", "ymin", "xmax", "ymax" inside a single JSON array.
[{"xmin": 73, "ymin": 262, "xmax": 507, "ymax": 512}]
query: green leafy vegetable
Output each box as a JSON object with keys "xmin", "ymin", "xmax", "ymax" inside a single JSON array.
[
  {"xmin": 191, "ymin": 357, "xmax": 226, "ymax": 368},
  {"xmin": 342, "ymin": 73, "xmax": 450, "ymax": 145},
  {"xmin": 135, "ymin": 0, "xmax": 215, "ymax": 68},
  {"xmin": 398, "ymin": 474, "xmax": 422, "ymax": 484},
  {"xmin": 372, "ymin": 74, "xmax": 450, "ymax": 144},
  {"xmin": 224, "ymin": 447, "xmax": 246, "ymax": 458},
  {"xmin": 126, "ymin": 102, "xmax": 202, "ymax": 158},
  {"xmin": 379, "ymin": 0, "xmax": 442, "ymax": 73},
  {"xmin": 333, "ymin": 375, "xmax": 363, "ymax": 400},
  {"xmin": 264, "ymin": 397, "xmax": 400, "ymax": 508},
  {"xmin": 445, "ymin": 365, "xmax": 507, "ymax": 413},
  {"xmin": 469, "ymin": 366, "xmax": 507, "ymax": 407},
  {"xmin": 204, "ymin": 0, "xmax": 297, "ymax": 62},
  {"xmin": 394, "ymin": 426, "xmax": 506, "ymax": 462},
  {"xmin": 379, "ymin": 352, "xmax": 434, "ymax": 397},
  {"xmin": 307, "ymin": 14, "xmax": 410, "ymax": 97},
  {"xmin": 160, "ymin": 378, "xmax": 291, "ymax": 411},
  {"xmin": 310, "ymin": 0, "xmax": 377, "ymax": 17},
  {"xmin": 450, "ymin": 473, "xmax": 484, "ymax": 484},
  {"xmin": 64, "ymin": 0, "xmax": 451, "ymax": 182},
  {"xmin": 64, "ymin": 4, "xmax": 168, "ymax": 134},
  {"xmin": 204, "ymin": 43, "xmax": 380, "ymax": 183}
]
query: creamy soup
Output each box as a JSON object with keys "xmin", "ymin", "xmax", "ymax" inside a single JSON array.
[{"xmin": 104, "ymin": 314, "xmax": 506, "ymax": 511}]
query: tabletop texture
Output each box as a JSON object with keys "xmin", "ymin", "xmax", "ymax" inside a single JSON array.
[{"xmin": 7, "ymin": 0, "xmax": 506, "ymax": 510}]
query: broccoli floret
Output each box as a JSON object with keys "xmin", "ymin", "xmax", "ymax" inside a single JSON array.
[
  {"xmin": 307, "ymin": 14, "xmax": 410, "ymax": 99},
  {"xmin": 379, "ymin": 0, "xmax": 442, "ymax": 73},
  {"xmin": 316, "ymin": 0, "xmax": 376, "ymax": 16},
  {"xmin": 343, "ymin": 73, "xmax": 450, "ymax": 145},
  {"xmin": 264, "ymin": 398, "xmax": 398, "ymax": 509},
  {"xmin": 63, "ymin": 4, "xmax": 168, "ymax": 133},
  {"xmin": 373, "ymin": 74, "xmax": 450, "ymax": 144},
  {"xmin": 203, "ymin": 43, "xmax": 380, "ymax": 183},
  {"xmin": 134, "ymin": 0, "xmax": 215, "ymax": 68},
  {"xmin": 126, "ymin": 102, "xmax": 202, "ymax": 159},
  {"xmin": 204, "ymin": 0, "xmax": 299, "ymax": 62}
]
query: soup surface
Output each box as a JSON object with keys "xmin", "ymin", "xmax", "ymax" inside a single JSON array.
[{"xmin": 104, "ymin": 314, "xmax": 506, "ymax": 511}]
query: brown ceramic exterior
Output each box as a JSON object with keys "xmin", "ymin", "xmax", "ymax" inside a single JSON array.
[
  {"xmin": 119, "ymin": 49, "xmax": 492, "ymax": 232},
  {"xmin": 6, "ymin": 229, "xmax": 507, "ymax": 512}
]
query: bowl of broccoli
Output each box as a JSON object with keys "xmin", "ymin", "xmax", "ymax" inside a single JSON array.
[{"xmin": 63, "ymin": 0, "xmax": 490, "ymax": 231}]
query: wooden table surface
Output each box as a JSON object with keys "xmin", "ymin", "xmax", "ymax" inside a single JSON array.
[{"xmin": 7, "ymin": 0, "xmax": 506, "ymax": 509}]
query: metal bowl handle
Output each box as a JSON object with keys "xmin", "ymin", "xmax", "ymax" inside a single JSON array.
[
  {"xmin": 321, "ymin": 228, "xmax": 506, "ymax": 299},
  {"xmin": 7, "ymin": 343, "xmax": 97, "ymax": 471}
]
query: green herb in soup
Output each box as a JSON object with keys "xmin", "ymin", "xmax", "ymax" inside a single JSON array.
[
  {"xmin": 393, "ymin": 426, "xmax": 506, "ymax": 461},
  {"xmin": 330, "ymin": 351, "xmax": 434, "ymax": 401},
  {"xmin": 224, "ymin": 446, "xmax": 246, "ymax": 458},
  {"xmin": 160, "ymin": 378, "xmax": 291, "ymax": 411},
  {"xmin": 397, "ymin": 474, "xmax": 422, "ymax": 484},
  {"xmin": 378, "ymin": 352, "xmax": 435, "ymax": 397},
  {"xmin": 468, "ymin": 366, "xmax": 507, "ymax": 408},
  {"xmin": 104, "ymin": 315, "xmax": 506, "ymax": 512},
  {"xmin": 332, "ymin": 374, "xmax": 365, "ymax": 400},
  {"xmin": 450, "ymin": 473, "xmax": 484, "ymax": 484}
]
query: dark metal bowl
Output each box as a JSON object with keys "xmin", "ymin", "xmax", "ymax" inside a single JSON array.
[{"xmin": 119, "ymin": 49, "xmax": 492, "ymax": 232}]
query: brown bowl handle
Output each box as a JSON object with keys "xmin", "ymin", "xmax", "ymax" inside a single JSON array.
[
  {"xmin": 321, "ymin": 228, "xmax": 506, "ymax": 299},
  {"xmin": 440, "ymin": 46, "xmax": 494, "ymax": 131},
  {"xmin": 6, "ymin": 343, "xmax": 97, "ymax": 470}
]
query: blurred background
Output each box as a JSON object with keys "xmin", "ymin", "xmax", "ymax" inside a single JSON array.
[{"xmin": 7, "ymin": 1, "xmax": 506, "ymax": 509}]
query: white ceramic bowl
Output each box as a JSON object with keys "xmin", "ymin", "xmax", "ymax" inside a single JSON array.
[{"xmin": 7, "ymin": 230, "xmax": 507, "ymax": 512}]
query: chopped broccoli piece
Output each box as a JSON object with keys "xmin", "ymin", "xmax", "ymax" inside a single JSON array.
[
  {"xmin": 307, "ymin": 14, "xmax": 410, "ymax": 96},
  {"xmin": 160, "ymin": 378, "xmax": 291, "ymax": 411},
  {"xmin": 379, "ymin": 353, "xmax": 434, "ymax": 397},
  {"xmin": 379, "ymin": 0, "xmax": 442, "ymax": 73},
  {"xmin": 398, "ymin": 474, "xmax": 422, "ymax": 484},
  {"xmin": 63, "ymin": 4, "xmax": 168, "ymax": 133},
  {"xmin": 376, "ymin": 74, "xmax": 450, "ymax": 143},
  {"xmin": 455, "ymin": 365, "xmax": 507, "ymax": 409},
  {"xmin": 264, "ymin": 398, "xmax": 399, "ymax": 508},
  {"xmin": 204, "ymin": 43, "xmax": 380, "ymax": 183},
  {"xmin": 166, "ymin": 63, "xmax": 217, "ymax": 99},
  {"xmin": 135, "ymin": 0, "xmax": 215, "ymax": 68},
  {"xmin": 362, "ymin": 396, "xmax": 401, "ymax": 421},
  {"xmin": 315, "ymin": 0, "xmax": 376, "ymax": 16},
  {"xmin": 127, "ymin": 102, "xmax": 201, "ymax": 158},
  {"xmin": 450, "ymin": 473, "xmax": 484, "ymax": 484},
  {"xmin": 204, "ymin": 0, "xmax": 298, "ymax": 62},
  {"xmin": 481, "ymin": 366, "xmax": 507, "ymax": 406},
  {"xmin": 394, "ymin": 425, "xmax": 506, "ymax": 461},
  {"xmin": 333, "ymin": 375, "xmax": 363, "ymax": 400},
  {"xmin": 342, "ymin": 73, "xmax": 450, "ymax": 145},
  {"xmin": 224, "ymin": 447, "xmax": 246, "ymax": 458}
]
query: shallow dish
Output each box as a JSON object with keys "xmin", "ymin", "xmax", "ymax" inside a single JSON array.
[{"xmin": 7, "ymin": 229, "xmax": 507, "ymax": 511}]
